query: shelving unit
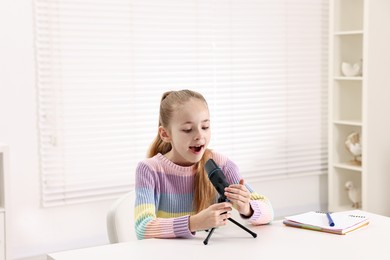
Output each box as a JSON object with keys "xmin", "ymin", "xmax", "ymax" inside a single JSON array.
[
  {"xmin": 0, "ymin": 144, "xmax": 8, "ymax": 260},
  {"xmin": 329, "ymin": 0, "xmax": 390, "ymax": 215}
]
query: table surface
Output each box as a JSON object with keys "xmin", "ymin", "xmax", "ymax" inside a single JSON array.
[{"xmin": 47, "ymin": 210, "xmax": 390, "ymax": 260}]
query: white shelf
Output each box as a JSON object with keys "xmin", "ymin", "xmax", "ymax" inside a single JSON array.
[
  {"xmin": 334, "ymin": 76, "xmax": 363, "ymax": 81},
  {"xmin": 333, "ymin": 163, "xmax": 362, "ymax": 172},
  {"xmin": 334, "ymin": 30, "xmax": 364, "ymax": 36},
  {"xmin": 330, "ymin": 0, "xmax": 364, "ymax": 212},
  {"xmin": 333, "ymin": 120, "xmax": 362, "ymax": 126},
  {"xmin": 329, "ymin": 0, "xmax": 390, "ymax": 216}
]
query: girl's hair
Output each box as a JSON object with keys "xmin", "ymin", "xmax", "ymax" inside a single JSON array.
[{"xmin": 147, "ymin": 89, "xmax": 216, "ymax": 213}]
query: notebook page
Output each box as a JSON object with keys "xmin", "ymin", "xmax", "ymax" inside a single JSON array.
[{"xmin": 285, "ymin": 211, "xmax": 368, "ymax": 231}]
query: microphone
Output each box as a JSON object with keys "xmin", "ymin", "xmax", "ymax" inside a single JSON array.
[
  {"xmin": 205, "ymin": 159, "xmax": 229, "ymax": 200},
  {"xmin": 203, "ymin": 158, "xmax": 258, "ymax": 245}
]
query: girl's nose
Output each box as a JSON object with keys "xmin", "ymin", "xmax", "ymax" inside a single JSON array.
[{"xmin": 193, "ymin": 129, "xmax": 202, "ymax": 140}]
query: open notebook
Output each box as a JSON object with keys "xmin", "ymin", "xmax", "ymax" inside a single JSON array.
[{"xmin": 283, "ymin": 210, "xmax": 369, "ymax": 235}]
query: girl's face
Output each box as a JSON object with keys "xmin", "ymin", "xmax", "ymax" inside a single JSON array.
[{"xmin": 160, "ymin": 98, "xmax": 210, "ymax": 166}]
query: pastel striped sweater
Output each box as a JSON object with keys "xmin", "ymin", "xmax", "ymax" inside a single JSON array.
[{"xmin": 134, "ymin": 152, "xmax": 274, "ymax": 240}]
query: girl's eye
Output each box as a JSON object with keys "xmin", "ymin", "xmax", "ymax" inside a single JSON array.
[
  {"xmin": 183, "ymin": 129, "xmax": 192, "ymax": 133},
  {"xmin": 202, "ymin": 126, "xmax": 209, "ymax": 130}
]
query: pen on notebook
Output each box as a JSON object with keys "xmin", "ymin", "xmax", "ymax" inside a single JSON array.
[{"xmin": 326, "ymin": 212, "xmax": 335, "ymax": 227}]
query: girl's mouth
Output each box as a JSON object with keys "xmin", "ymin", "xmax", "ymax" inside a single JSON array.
[{"xmin": 189, "ymin": 145, "xmax": 204, "ymax": 153}]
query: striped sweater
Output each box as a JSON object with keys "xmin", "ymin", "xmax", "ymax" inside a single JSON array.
[{"xmin": 134, "ymin": 152, "xmax": 274, "ymax": 240}]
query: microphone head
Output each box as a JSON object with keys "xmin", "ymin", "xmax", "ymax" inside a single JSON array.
[
  {"xmin": 205, "ymin": 159, "xmax": 220, "ymax": 178},
  {"xmin": 205, "ymin": 159, "xmax": 230, "ymax": 198}
]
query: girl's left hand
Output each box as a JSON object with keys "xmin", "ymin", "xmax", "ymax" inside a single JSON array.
[{"xmin": 224, "ymin": 179, "xmax": 253, "ymax": 217}]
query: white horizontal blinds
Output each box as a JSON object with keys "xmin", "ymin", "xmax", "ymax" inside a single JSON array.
[
  {"xmin": 35, "ymin": 0, "xmax": 139, "ymax": 206},
  {"xmin": 35, "ymin": 0, "xmax": 328, "ymax": 206},
  {"xmin": 207, "ymin": 0, "xmax": 329, "ymax": 177},
  {"xmin": 280, "ymin": 0, "xmax": 329, "ymax": 176}
]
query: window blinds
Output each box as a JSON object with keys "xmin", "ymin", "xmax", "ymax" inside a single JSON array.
[{"xmin": 35, "ymin": 0, "xmax": 328, "ymax": 207}]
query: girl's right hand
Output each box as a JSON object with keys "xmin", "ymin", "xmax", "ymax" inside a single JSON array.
[{"xmin": 189, "ymin": 202, "xmax": 233, "ymax": 232}]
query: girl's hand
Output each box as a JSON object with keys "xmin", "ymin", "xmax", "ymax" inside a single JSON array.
[
  {"xmin": 189, "ymin": 202, "xmax": 232, "ymax": 232},
  {"xmin": 224, "ymin": 179, "xmax": 253, "ymax": 217}
]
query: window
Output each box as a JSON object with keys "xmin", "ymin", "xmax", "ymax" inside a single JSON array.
[{"xmin": 35, "ymin": 0, "xmax": 328, "ymax": 206}]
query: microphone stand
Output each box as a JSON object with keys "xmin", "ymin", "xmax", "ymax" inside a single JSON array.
[{"xmin": 203, "ymin": 197, "xmax": 257, "ymax": 245}]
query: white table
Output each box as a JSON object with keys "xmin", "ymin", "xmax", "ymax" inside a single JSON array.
[{"xmin": 47, "ymin": 211, "xmax": 390, "ymax": 260}]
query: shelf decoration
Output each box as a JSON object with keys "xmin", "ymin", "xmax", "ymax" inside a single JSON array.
[
  {"xmin": 341, "ymin": 60, "xmax": 362, "ymax": 77},
  {"xmin": 345, "ymin": 132, "xmax": 362, "ymax": 165},
  {"xmin": 345, "ymin": 180, "xmax": 361, "ymax": 209}
]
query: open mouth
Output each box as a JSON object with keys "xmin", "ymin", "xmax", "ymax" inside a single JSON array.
[{"xmin": 189, "ymin": 145, "xmax": 204, "ymax": 153}]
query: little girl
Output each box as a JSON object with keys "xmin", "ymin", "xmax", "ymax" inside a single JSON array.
[{"xmin": 134, "ymin": 89, "xmax": 274, "ymax": 239}]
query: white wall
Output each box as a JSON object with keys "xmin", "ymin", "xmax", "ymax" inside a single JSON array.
[{"xmin": 0, "ymin": 1, "xmax": 327, "ymax": 259}]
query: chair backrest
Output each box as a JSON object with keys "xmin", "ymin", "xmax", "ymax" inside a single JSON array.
[{"xmin": 106, "ymin": 190, "xmax": 137, "ymax": 243}]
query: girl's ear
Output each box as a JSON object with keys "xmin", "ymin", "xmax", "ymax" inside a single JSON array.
[{"xmin": 158, "ymin": 126, "xmax": 171, "ymax": 143}]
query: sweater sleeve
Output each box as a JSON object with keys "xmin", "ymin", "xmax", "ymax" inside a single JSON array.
[
  {"xmin": 219, "ymin": 156, "xmax": 274, "ymax": 225},
  {"xmin": 134, "ymin": 162, "xmax": 195, "ymax": 240}
]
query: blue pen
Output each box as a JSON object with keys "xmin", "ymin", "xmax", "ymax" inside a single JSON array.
[{"xmin": 326, "ymin": 212, "xmax": 335, "ymax": 227}]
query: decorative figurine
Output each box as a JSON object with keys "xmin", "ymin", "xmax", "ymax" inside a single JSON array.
[
  {"xmin": 341, "ymin": 60, "xmax": 362, "ymax": 77},
  {"xmin": 345, "ymin": 132, "xmax": 362, "ymax": 165},
  {"xmin": 345, "ymin": 180, "xmax": 361, "ymax": 209}
]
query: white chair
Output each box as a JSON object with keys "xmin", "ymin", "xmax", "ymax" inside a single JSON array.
[{"xmin": 106, "ymin": 190, "xmax": 137, "ymax": 243}]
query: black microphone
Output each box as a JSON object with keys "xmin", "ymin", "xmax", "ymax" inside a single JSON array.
[
  {"xmin": 205, "ymin": 159, "xmax": 229, "ymax": 200},
  {"xmin": 203, "ymin": 158, "xmax": 258, "ymax": 245}
]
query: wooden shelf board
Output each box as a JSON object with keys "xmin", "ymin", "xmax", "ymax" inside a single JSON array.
[
  {"xmin": 333, "ymin": 163, "xmax": 362, "ymax": 172},
  {"xmin": 334, "ymin": 30, "xmax": 364, "ymax": 36},
  {"xmin": 334, "ymin": 76, "xmax": 363, "ymax": 81},
  {"xmin": 333, "ymin": 120, "xmax": 362, "ymax": 126}
]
